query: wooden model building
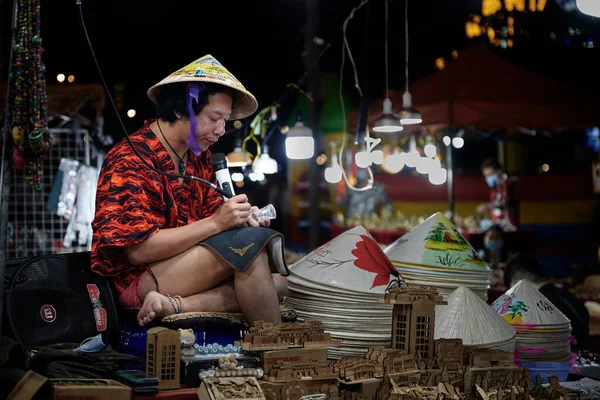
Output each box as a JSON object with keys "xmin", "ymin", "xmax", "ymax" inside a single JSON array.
[
  {"xmin": 240, "ymin": 320, "xmax": 341, "ymax": 351},
  {"xmin": 383, "ymin": 286, "xmax": 446, "ymax": 359},
  {"xmin": 435, "ymin": 339, "xmax": 464, "ymax": 372},
  {"xmin": 198, "ymin": 377, "xmax": 266, "ymax": 400},
  {"xmin": 333, "ymin": 358, "xmax": 383, "ymax": 382},
  {"xmin": 266, "ymin": 361, "xmax": 338, "ymax": 383},
  {"xmin": 146, "ymin": 326, "xmax": 180, "ymax": 391}
]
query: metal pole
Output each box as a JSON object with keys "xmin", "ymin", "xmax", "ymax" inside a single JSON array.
[
  {"xmin": 0, "ymin": 0, "xmax": 18, "ymax": 349},
  {"xmin": 305, "ymin": 0, "xmax": 321, "ymax": 249},
  {"xmin": 446, "ymin": 128, "xmax": 455, "ymax": 223}
]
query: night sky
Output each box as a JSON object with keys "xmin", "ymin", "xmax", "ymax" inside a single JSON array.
[{"xmin": 39, "ymin": 0, "xmax": 600, "ymax": 153}]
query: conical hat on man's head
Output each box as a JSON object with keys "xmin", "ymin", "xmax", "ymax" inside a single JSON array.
[
  {"xmin": 491, "ymin": 279, "xmax": 570, "ymax": 326},
  {"xmin": 435, "ymin": 286, "xmax": 516, "ymax": 347},
  {"xmin": 384, "ymin": 212, "xmax": 490, "ymax": 273},
  {"xmin": 147, "ymin": 54, "xmax": 258, "ymax": 120},
  {"xmin": 289, "ymin": 226, "xmax": 404, "ymax": 295}
]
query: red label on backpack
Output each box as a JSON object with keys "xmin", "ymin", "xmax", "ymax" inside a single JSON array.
[
  {"xmin": 93, "ymin": 307, "xmax": 107, "ymax": 331},
  {"xmin": 87, "ymin": 284, "xmax": 106, "ymax": 331},
  {"xmin": 87, "ymin": 284, "xmax": 100, "ymax": 301},
  {"xmin": 40, "ymin": 304, "xmax": 57, "ymax": 323}
]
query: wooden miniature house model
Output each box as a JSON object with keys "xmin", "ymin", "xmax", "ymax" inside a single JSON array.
[
  {"xmin": 146, "ymin": 326, "xmax": 181, "ymax": 391},
  {"xmin": 384, "ymin": 286, "xmax": 446, "ymax": 359},
  {"xmin": 267, "ymin": 361, "xmax": 337, "ymax": 382},
  {"xmin": 241, "ymin": 320, "xmax": 340, "ymax": 351},
  {"xmin": 434, "ymin": 339, "xmax": 464, "ymax": 372}
]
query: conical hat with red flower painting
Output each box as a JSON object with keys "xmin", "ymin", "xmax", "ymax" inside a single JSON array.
[
  {"xmin": 289, "ymin": 226, "xmax": 404, "ymax": 294},
  {"xmin": 384, "ymin": 212, "xmax": 490, "ymax": 273}
]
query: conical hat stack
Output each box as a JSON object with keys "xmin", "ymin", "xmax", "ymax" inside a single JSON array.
[
  {"xmin": 284, "ymin": 226, "xmax": 405, "ymax": 359},
  {"xmin": 435, "ymin": 286, "xmax": 517, "ymax": 352},
  {"xmin": 385, "ymin": 212, "xmax": 492, "ymax": 300},
  {"xmin": 491, "ymin": 280, "xmax": 572, "ymax": 363}
]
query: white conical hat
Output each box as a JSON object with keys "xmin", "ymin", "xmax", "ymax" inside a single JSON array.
[
  {"xmin": 491, "ymin": 279, "xmax": 570, "ymax": 326},
  {"xmin": 435, "ymin": 286, "xmax": 516, "ymax": 347},
  {"xmin": 147, "ymin": 54, "xmax": 258, "ymax": 120},
  {"xmin": 384, "ymin": 212, "xmax": 490, "ymax": 273},
  {"xmin": 289, "ymin": 226, "xmax": 404, "ymax": 294}
]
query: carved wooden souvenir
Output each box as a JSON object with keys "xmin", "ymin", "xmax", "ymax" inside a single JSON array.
[
  {"xmin": 240, "ymin": 320, "xmax": 341, "ymax": 351},
  {"xmin": 267, "ymin": 361, "xmax": 337, "ymax": 383},
  {"xmin": 384, "ymin": 286, "xmax": 446, "ymax": 359},
  {"xmin": 280, "ymin": 381, "xmax": 309, "ymax": 400},
  {"xmin": 259, "ymin": 382, "xmax": 282, "ymax": 400},
  {"xmin": 146, "ymin": 327, "xmax": 181, "ymax": 391},
  {"xmin": 199, "ymin": 377, "xmax": 266, "ymax": 400}
]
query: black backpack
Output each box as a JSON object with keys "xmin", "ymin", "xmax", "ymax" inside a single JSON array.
[{"xmin": 3, "ymin": 252, "xmax": 120, "ymax": 350}]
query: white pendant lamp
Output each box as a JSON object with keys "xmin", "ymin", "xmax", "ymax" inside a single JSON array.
[
  {"xmin": 285, "ymin": 113, "xmax": 315, "ymax": 160},
  {"xmin": 372, "ymin": 0, "xmax": 403, "ymax": 134},
  {"xmin": 253, "ymin": 145, "xmax": 278, "ymax": 174},
  {"xmin": 398, "ymin": 0, "xmax": 422, "ymax": 125}
]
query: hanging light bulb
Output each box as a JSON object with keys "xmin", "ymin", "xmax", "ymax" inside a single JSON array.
[
  {"xmin": 373, "ymin": 1, "xmax": 403, "ymax": 134},
  {"xmin": 355, "ymin": 150, "xmax": 372, "ymax": 169},
  {"xmin": 399, "ymin": 91, "xmax": 422, "ymax": 125},
  {"xmin": 285, "ymin": 113, "xmax": 314, "ymax": 160},
  {"xmin": 253, "ymin": 145, "xmax": 278, "ymax": 174},
  {"xmin": 231, "ymin": 172, "xmax": 245, "ymax": 182},
  {"xmin": 424, "ymin": 143, "xmax": 437, "ymax": 158},
  {"xmin": 383, "ymin": 149, "xmax": 405, "ymax": 174},
  {"xmin": 226, "ymin": 139, "xmax": 252, "ymax": 167},
  {"xmin": 373, "ymin": 99, "xmax": 403, "ymax": 133},
  {"xmin": 443, "ymin": 136, "xmax": 451, "ymax": 146},
  {"xmin": 404, "ymin": 135, "xmax": 420, "ymax": 168},
  {"xmin": 429, "ymin": 167, "xmax": 447, "ymax": 185},
  {"xmin": 577, "ymin": 0, "xmax": 600, "ymax": 17},
  {"xmin": 325, "ymin": 142, "xmax": 343, "ymax": 183},
  {"xmin": 452, "ymin": 137, "xmax": 465, "ymax": 149},
  {"xmin": 416, "ymin": 157, "xmax": 436, "ymax": 175},
  {"xmin": 398, "ymin": 0, "xmax": 422, "ymax": 125}
]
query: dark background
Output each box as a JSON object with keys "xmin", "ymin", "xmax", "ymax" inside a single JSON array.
[{"xmin": 21, "ymin": 0, "xmax": 600, "ymax": 173}]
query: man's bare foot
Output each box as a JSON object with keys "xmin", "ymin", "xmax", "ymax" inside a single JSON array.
[{"xmin": 137, "ymin": 291, "xmax": 175, "ymax": 326}]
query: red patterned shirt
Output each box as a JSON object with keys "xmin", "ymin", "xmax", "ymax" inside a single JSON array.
[{"xmin": 91, "ymin": 120, "xmax": 223, "ymax": 295}]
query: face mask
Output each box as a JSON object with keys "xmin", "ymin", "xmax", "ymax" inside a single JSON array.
[
  {"xmin": 485, "ymin": 240, "xmax": 504, "ymax": 252},
  {"xmin": 74, "ymin": 334, "xmax": 106, "ymax": 354},
  {"xmin": 485, "ymin": 174, "xmax": 499, "ymax": 188}
]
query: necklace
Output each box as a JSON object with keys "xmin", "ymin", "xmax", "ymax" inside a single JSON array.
[{"xmin": 157, "ymin": 120, "xmax": 188, "ymax": 175}]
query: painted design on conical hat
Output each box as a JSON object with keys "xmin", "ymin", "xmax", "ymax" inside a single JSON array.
[
  {"xmin": 435, "ymin": 286, "xmax": 516, "ymax": 346},
  {"xmin": 491, "ymin": 279, "xmax": 570, "ymax": 326},
  {"xmin": 384, "ymin": 212, "xmax": 489, "ymax": 272},
  {"xmin": 289, "ymin": 226, "xmax": 404, "ymax": 294},
  {"xmin": 147, "ymin": 54, "xmax": 258, "ymax": 120}
]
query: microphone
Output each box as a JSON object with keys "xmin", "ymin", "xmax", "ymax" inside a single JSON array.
[{"xmin": 211, "ymin": 153, "xmax": 236, "ymax": 201}]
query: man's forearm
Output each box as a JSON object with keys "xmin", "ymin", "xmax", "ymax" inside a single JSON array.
[{"xmin": 125, "ymin": 216, "xmax": 221, "ymax": 265}]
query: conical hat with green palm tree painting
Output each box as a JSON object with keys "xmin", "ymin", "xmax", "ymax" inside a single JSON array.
[
  {"xmin": 289, "ymin": 225, "xmax": 405, "ymax": 295},
  {"xmin": 384, "ymin": 212, "xmax": 490, "ymax": 273},
  {"xmin": 491, "ymin": 279, "xmax": 570, "ymax": 326}
]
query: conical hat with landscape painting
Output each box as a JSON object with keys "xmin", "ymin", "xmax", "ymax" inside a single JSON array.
[
  {"xmin": 289, "ymin": 226, "xmax": 404, "ymax": 295},
  {"xmin": 491, "ymin": 279, "xmax": 570, "ymax": 326},
  {"xmin": 384, "ymin": 212, "xmax": 490, "ymax": 273}
]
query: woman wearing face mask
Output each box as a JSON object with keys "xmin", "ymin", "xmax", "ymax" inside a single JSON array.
[
  {"xmin": 479, "ymin": 225, "xmax": 511, "ymax": 297},
  {"xmin": 477, "ymin": 158, "xmax": 519, "ymax": 232}
]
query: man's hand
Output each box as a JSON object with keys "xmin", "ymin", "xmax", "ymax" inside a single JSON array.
[
  {"xmin": 245, "ymin": 206, "xmax": 270, "ymax": 228},
  {"xmin": 212, "ymin": 194, "xmax": 252, "ymax": 231}
]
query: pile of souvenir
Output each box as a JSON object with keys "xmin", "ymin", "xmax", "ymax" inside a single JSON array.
[
  {"xmin": 384, "ymin": 212, "xmax": 492, "ymax": 300},
  {"xmin": 491, "ymin": 279, "xmax": 572, "ymax": 363},
  {"xmin": 435, "ymin": 286, "xmax": 517, "ymax": 352},
  {"xmin": 284, "ymin": 226, "xmax": 403, "ymax": 359}
]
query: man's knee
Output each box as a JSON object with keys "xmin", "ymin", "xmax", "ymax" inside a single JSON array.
[{"xmin": 273, "ymin": 274, "xmax": 288, "ymax": 301}]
